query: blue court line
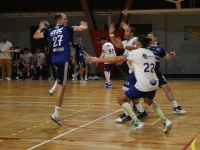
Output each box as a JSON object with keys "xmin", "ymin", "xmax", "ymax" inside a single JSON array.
[{"xmin": 0, "ymin": 100, "xmax": 30, "ymax": 109}]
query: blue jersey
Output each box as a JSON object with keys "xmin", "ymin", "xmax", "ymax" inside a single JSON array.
[
  {"xmin": 147, "ymin": 45, "xmax": 168, "ymax": 71},
  {"xmin": 43, "ymin": 25, "xmax": 75, "ymax": 62},
  {"xmin": 73, "ymin": 43, "xmax": 85, "ymax": 62}
]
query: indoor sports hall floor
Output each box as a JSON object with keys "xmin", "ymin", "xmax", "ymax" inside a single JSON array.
[{"xmin": 0, "ymin": 79, "xmax": 199, "ymax": 150}]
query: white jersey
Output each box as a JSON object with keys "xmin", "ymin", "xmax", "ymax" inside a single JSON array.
[
  {"xmin": 124, "ymin": 48, "xmax": 158, "ymax": 92},
  {"xmin": 122, "ymin": 37, "xmax": 137, "ymax": 73},
  {"xmin": 34, "ymin": 53, "xmax": 45, "ymax": 65},
  {"xmin": 0, "ymin": 41, "xmax": 12, "ymax": 59},
  {"xmin": 100, "ymin": 42, "xmax": 116, "ymax": 64},
  {"xmin": 22, "ymin": 53, "xmax": 33, "ymax": 64}
]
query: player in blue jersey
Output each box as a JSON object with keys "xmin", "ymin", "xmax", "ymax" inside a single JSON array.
[
  {"xmin": 147, "ymin": 32, "xmax": 186, "ymax": 115},
  {"xmin": 33, "ymin": 13, "xmax": 88, "ymax": 125},
  {"xmin": 87, "ymin": 35, "xmax": 172, "ymax": 133},
  {"xmin": 72, "ymin": 35, "xmax": 89, "ymax": 84}
]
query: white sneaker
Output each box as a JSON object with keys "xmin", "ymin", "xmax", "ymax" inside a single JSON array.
[
  {"xmin": 163, "ymin": 119, "xmax": 172, "ymax": 133},
  {"xmin": 173, "ymin": 106, "xmax": 186, "ymax": 115},
  {"xmin": 6, "ymin": 77, "xmax": 11, "ymax": 81},
  {"xmin": 49, "ymin": 90, "xmax": 54, "ymax": 96},
  {"xmin": 72, "ymin": 74, "xmax": 77, "ymax": 81},
  {"xmin": 48, "ymin": 77, "xmax": 54, "ymax": 80},
  {"xmin": 50, "ymin": 114, "xmax": 62, "ymax": 125},
  {"xmin": 84, "ymin": 77, "xmax": 88, "ymax": 81},
  {"xmin": 80, "ymin": 80, "xmax": 87, "ymax": 84},
  {"xmin": 71, "ymin": 78, "xmax": 75, "ymax": 81},
  {"xmin": 16, "ymin": 76, "xmax": 19, "ymax": 80}
]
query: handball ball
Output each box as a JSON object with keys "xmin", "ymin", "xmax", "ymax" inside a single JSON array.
[{"xmin": 43, "ymin": 20, "xmax": 50, "ymax": 29}]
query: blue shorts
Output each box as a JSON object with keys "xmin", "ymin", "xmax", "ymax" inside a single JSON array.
[
  {"xmin": 104, "ymin": 64, "xmax": 113, "ymax": 72},
  {"xmin": 122, "ymin": 72, "xmax": 136, "ymax": 91},
  {"xmin": 77, "ymin": 61, "xmax": 86, "ymax": 68},
  {"xmin": 156, "ymin": 70, "xmax": 167, "ymax": 87},
  {"xmin": 54, "ymin": 62, "xmax": 68, "ymax": 85},
  {"xmin": 46, "ymin": 54, "xmax": 53, "ymax": 66},
  {"xmin": 125, "ymin": 86, "xmax": 156, "ymax": 100}
]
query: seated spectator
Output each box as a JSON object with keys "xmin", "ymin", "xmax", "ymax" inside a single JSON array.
[{"xmin": 31, "ymin": 47, "xmax": 45, "ymax": 80}]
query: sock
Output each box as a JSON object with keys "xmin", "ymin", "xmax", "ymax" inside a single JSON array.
[
  {"xmin": 104, "ymin": 71, "xmax": 110, "ymax": 83},
  {"xmin": 40, "ymin": 69, "xmax": 43, "ymax": 75},
  {"xmin": 85, "ymin": 75, "xmax": 87, "ymax": 78},
  {"xmin": 135, "ymin": 103, "xmax": 145, "ymax": 113},
  {"xmin": 54, "ymin": 105, "xmax": 61, "ymax": 117},
  {"xmin": 150, "ymin": 101, "xmax": 166, "ymax": 121},
  {"xmin": 20, "ymin": 72, "xmax": 23, "ymax": 77},
  {"xmin": 50, "ymin": 74, "xmax": 53, "ymax": 77},
  {"xmin": 172, "ymin": 100, "xmax": 178, "ymax": 107},
  {"xmin": 81, "ymin": 77, "xmax": 84, "ymax": 81},
  {"xmin": 51, "ymin": 80, "xmax": 57, "ymax": 92},
  {"xmin": 27, "ymin": 73, "xmax": 30, "ymax": 77},
  {"xmin": 122, "ymin": 102, "xmax": 138, "ymax": 122}
]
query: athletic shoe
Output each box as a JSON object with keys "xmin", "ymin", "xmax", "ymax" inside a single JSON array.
[
  {"xmin": 39, "ymin": 75, "xmax": 42, "ymax": 80},
  {"xmin": 173, "ymin": 106, "xmax": 186, "ymax": 114},
  {"xmin": 19, "ymin": 76, "xmax": 23, "ymax": 80},
  {"xmin": 72, "ymin": 74, "xmax": 77, "ymax": 81},
  {"xmin": 85, "ymin": 77, "xmax": 88, "ymax": 81},
  {"xmin": 48, "ymin": 77, "xmax": 54, "ymax": 80},
  {"xmin": 16, "ymin": 76, "xmax": 19, "ymax": 80},
  {"xmin": 71, "ymin": 78, "xmax": 75, "ymax": 81},
  {"xmin": 6, "ymin": 77, "xmax": 11, "ymax": 81},
  {"xmin": 163, "ymin": 118, "xmax": 172, "ymax": 133},
  {"xmin": 80, "ymin": 80, "xmax": 87, "ymax": 84},
  {"xmin": 0, "ymin": 77, "xmax": 5, "ymax": 80},
  {"xmin": 25, "ymin": 76, "xmax": 30, "ymax": 80},
  {"xmin": 137, "ymin": 110, "xmax": 148, "ymax": 119},
  {"xmin": 49, "ymin": 90, "xmax": 54, "ymax": 96},
  {"xmin": 115, "ymin": 113, "xmax": 132, "ymax": 123},
  {"xmin": 50, "ymin": 114, "xmax": 62, "ymax": 125},
  {"xmin": 31, "ymin": 75, "xmax": 35, "ymax": 80},
  {"xmin": 129, "ymin": 120, "xmax": 144, "ymax": 131},
  {"xmin": 103, "ymin": 83, "xmax": 112, "ymax": 88}
]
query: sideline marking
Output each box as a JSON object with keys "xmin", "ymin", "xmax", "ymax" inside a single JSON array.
[{"xmin": 27, "ymin": 109, "xmax": 122, "ymax": 150}]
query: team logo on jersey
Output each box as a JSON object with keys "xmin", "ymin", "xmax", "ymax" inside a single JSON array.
[
  {"xmin": 124, "ymin": 52, "xmax": 129, "ymax": 57},
  {"xmin": 143, "ymin": 53, "xmax": 148, "ymax": 59},
  {"xmin": 150, "ymin": 79, "xmax": 157, "ymax": 86},
  {"xmin": 50, "ymin": 28, "xmax": 63, "ymax": 36}
]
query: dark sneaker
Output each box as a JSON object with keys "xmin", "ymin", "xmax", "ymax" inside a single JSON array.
[
  {"xmin": 115, "ymin": 114, "xmax": 132, "ymax": 123},
  {"xmin": 173, "ymin": 106, "xmax": 186, "ymax": 114},
  {"xmin": 137, "ymin": 110, "xmax": 148, "ymax": 119}
]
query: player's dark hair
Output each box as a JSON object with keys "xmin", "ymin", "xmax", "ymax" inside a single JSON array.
[
  {"xmin": 129, "ymin": 26, "xmax": 136, "ymax": 35},
  {"xmin": 137, "ymin": 35, "xmax": 152, "ymax": 48},
  {"xmin": 148, "ymin": 32, "xmax": 156, "ymax": 37},
  {"xmin": 23, "ymin": 47, "xmax": 29, "ymax": 51},
  {"xmin": 77, "ymin": 35, "xmax": 81, "ymax": 38},
  {"xmin": 54, "ymin": 13, "xmax": 63, "ymax": 21},
  {"xmin": 99, "ymin": 36, "xmax": 106, "ymax": 40}
]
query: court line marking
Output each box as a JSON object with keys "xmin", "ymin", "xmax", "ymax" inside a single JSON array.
[
  {"xmin": 27, "ymin": 109, "xmax": 122, "ymax": 150},
  {"xmin": 150, "ymin": 118, "xmax": 161, "ymax": 125},
  {"xmin": 191, "ymin": 135, "xmax": 199, "ymax": 150},
  {"xmin": 182, "ymin": 132, "xmax": 200, "ymax": 150}
]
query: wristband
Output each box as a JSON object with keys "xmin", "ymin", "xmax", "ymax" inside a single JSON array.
[{"xmin": 109, "ymin": 34, "xmax": 114, "ymax": 37}]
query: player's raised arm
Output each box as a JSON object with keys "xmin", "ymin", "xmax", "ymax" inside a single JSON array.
[
  {"xmin": 33, "ymin": 21, "xmax": 48, "ymax": 39},
  {"xmin": 165, "ymin": 52, "xmax": 175, "ymax": 60},
  {"xmin": 74, "ymin": 21, "xmax": 88, "ymax": 32},
  {"xmin": 0, "ymin": 48, "xmax": 21, "ymax": 53},
  {"xmin": 87, "ymin": 55, "xmax": 126, "ymax": 64}
]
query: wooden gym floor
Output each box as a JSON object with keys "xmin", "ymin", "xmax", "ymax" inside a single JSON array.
[{"xmin": 0, "ymin": 79, "xmax": 200, "ymax": 150}]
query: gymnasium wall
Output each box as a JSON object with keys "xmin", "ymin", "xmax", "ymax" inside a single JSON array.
[{"xmin": 0, "ymin": 12, "xmax": 200, "ymax": 75}]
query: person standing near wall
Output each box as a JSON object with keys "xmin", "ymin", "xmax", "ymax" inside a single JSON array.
[{"xmin": 0, "ymin": 35, "xmax": 13, "ymax": 80}]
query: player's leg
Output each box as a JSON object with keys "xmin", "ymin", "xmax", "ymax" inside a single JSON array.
[
  {"xmin": 157, "ymin": 71, "xmax": 186, "ymax": 114},
  {"xmin": 50, "ymin": 62, "xmax": 68, "ymax": 125},
  {"xmin": 144, "ymin": 92, "xmax": 172, "ymax": 133},
  {"xmin": 78, "ymin": 62, "xmax": 87, "ymax": 84},
  {"xmin": 18, "ymin": 63, "xmax": 24, "ymax": 79},
  {"xmin": 39, "ymin": 64, "xmax": 43, "ymax": 80},
  {"xmin": 25, "ymin": 64, "xmax": 31, "ymax": 80},
  {"xmin": 84, "ymin": 64, "xmax": 88, "ymax": 81},
  {"xmin": 72, "ymin": 65, "xmax": 79, "ymax": 81},
  {"xmin": 103, "ymin": 64, "xmax": 112, "ymax": 88},
  {"xmin": 49, "ymin": 80, "xmax": 58, "ymax": 95},
  {"xmin": 0, "ymin": 59, "xmax": 6, "ymax": 80},
  {"xmin": 5, "ymin": 59, "xmax": 11, "ymax": 80}
]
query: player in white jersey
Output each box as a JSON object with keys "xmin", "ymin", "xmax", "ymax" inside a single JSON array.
[
  {"xmin": 19, "ymin": 47, "xmax": 33, "ymax": 80},
  {"xmin": 109, "ymin": 22, "xmax": 148, "ymax": 122},
  {"xmin": 96, "ymin": 36, "xmax": 116, "ymax": 88},
  {"xmin": 87, "ymin": 35, "xmax": 172, "ymax": 133},
  {"xmin": 31, "ymin": 47, "xmax": 45, "ymax": 80}
]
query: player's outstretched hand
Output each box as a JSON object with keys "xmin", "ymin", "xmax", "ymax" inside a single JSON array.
[
  {"xmin": 14, "ymin": 48, "xmax": 21, "ymax": 53},
  {"xmin": 39, "ymin": 21, "xmax": 45, "ymax": 30},
  {"xmin": 120, "ymin": 22, "xmax": 129, "ymax": 30},
  {"xmin": 169, "ymin": 52, "xmax": 175, "ymax": 57},
  {"xmin": 109, "ymin": 23, "xmax": 116, "ymax": 34},
  {"xmin": 80, "ymin": 21, "xmax": 88, "ymax": 29},
  {"xmin": 87, "ymin": 56, "xmax": 98, "ymax": 64}
]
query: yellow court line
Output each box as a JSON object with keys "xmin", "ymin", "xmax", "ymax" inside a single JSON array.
[
  {"xmin": 150, "ymin": 118, "xmax": 161, "ymax": 125},
  {"xmin": 18, "ymin": 131, "xmax": 23, "ymax": 133},
  {"xmin": 191, "ymin": 134, "xmax": 199, "ymax": 150},
  {"xmin": 0, "ymin": 140, "xmax": 3, "ymax": 142}
]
